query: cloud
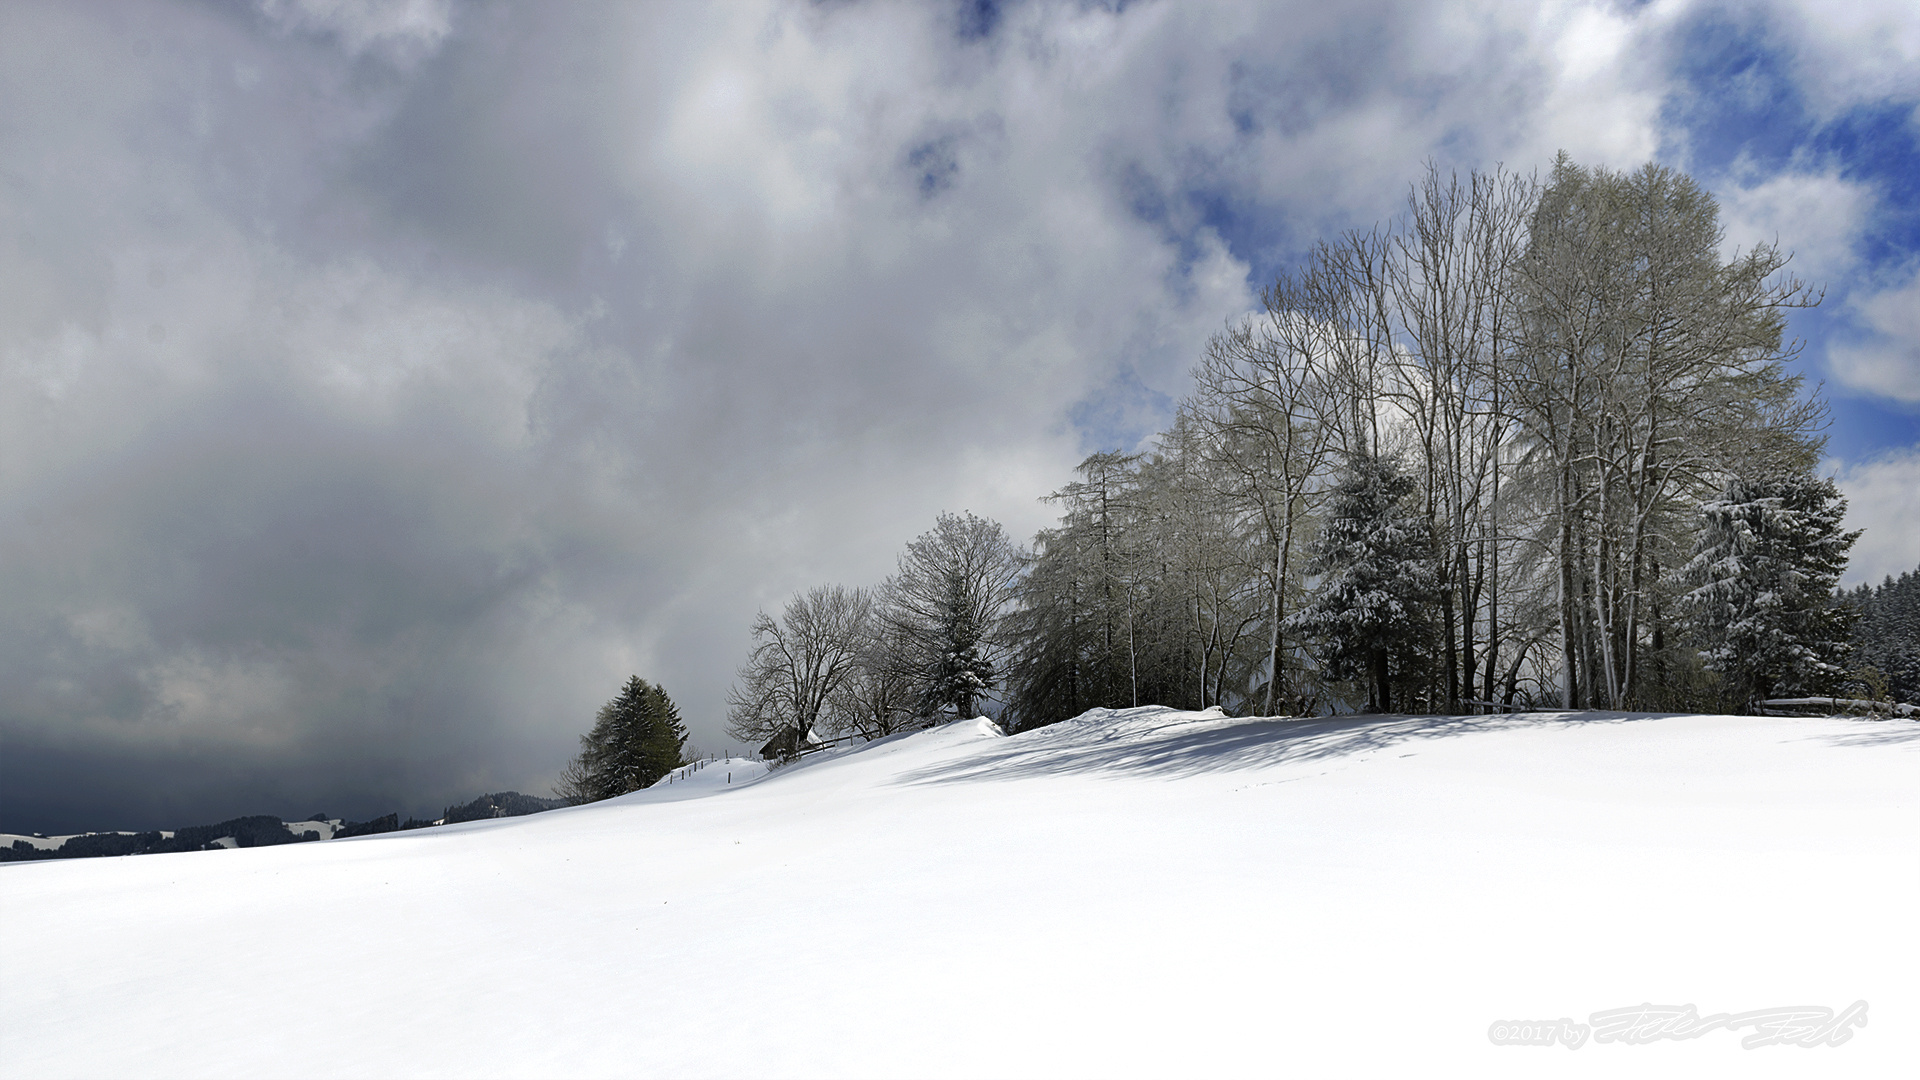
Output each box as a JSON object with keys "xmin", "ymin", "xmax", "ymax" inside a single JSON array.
[
  {"xmin": 1524, "ymin": 0, "xmax": 1673, "ymax": 168},
  {"xmin": 257, "ymin": 0, "xmax": 454, "ymax": 65},
  {"xmin": 1716, "ymin": 167, "xmax": 1875, "ymax": 281},
  {"xmin": 1765, "ymin": 0, "xmax": 1920, "ymax": 115},
  {"xmin": 1827, "ymin": 265, "xmax": 1920, "ymax": 402},
  {"xmin": 1, "ymin": 0, "xmax": 1264, "ymax": 829},
  {"xmin": 0, "ymin": 0, "xmax": 1907, "ymax": 832},
  {"xmin": 1834, "ymin": 448, "xmax": 1920, "ymax": 585}
]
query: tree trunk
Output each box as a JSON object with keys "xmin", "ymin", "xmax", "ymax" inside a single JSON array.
[
  {"xmin": 1557, "ymin": 464, "xmax": 1579, "ymax": 709},
  {"xmin": 1373, "ymin": 646, "xmax": 1391, "ymax": 713}
]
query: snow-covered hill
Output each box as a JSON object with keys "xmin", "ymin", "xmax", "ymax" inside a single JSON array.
[
  {"xmin": 2, "ymin": 819, "xmax": 342, "ymax": 854},
  {"xmin": 4, "ymin": 708, "xmax": 1914, "ymax": 1077}
]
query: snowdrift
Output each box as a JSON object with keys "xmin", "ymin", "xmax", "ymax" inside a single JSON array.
[{"xmin": 3, "ymin": 709, "xmax": 1915, "ymax": 1078}]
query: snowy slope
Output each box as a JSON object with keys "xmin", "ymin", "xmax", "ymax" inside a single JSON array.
[
  {"xmin": 647, "ymin": 755, "xmax": 770, "ymax": 795},
  {"xmin": 284, "ymin": 819, "xmax": 343, "ymax": 841},
  {"xmin": 3, "ymin": 709, "xmax": 1915, "ymax": 1078}
]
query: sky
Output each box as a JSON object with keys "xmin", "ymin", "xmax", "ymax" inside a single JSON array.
[{"xmin": 2, "ymin": 0, "xmax": 1916, "ymax": 834}]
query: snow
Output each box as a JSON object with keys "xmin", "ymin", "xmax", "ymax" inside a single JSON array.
[
  {"xmin": 284, "ymin": 818, "xmax": 345, "ymax": 841},
  {"xmin": 3, "ymin": 708, "xmax": 1915, "ymax": 1077},
  {"xmin": 648, "ymin": 756, "xmax": 771, "ymax": 794},
  {"xmin": 1, "ymin": 829, "xmax": 176, "ymax": 851},
  {"xmin": 5, "ymin": 822, "xmax": 339, "ymax": 853}
]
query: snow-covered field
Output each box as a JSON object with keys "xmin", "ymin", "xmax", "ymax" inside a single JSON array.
[{"xmin": 3, "ymin": 708, "xmax": 1914, "ymax": 1078}]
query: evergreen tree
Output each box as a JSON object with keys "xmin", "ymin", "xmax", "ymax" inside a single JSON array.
[
  {"xmin": 1684, "ymin": 474, "xmax": 1859, "ymax": 710},
  {"xmin": 883, "ymin": 512, "xmax": 1022, "ymax": 724},
  {"xmin": 920, "ymin": 571, "xmax": 996, "ymax": 719},
  {"xmin": 1849, "ymin": 568, "xmax": 1920, "ymax": 704},
  {"xmin": 1284, "ymin": 453, "xmax": 1437, "ymax": 712},
  {"xmin": 556, "ymin": 676, "xmax": 688, "ymax": 803}
]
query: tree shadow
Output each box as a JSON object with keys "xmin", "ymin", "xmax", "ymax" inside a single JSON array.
[
  {"xmin": 893, "ymin": 706, "xmax": 1661, "ymax": 787},
  {"xmin": 1813, "ymin": 720, "xmax": 1920, "ymax": 749}
]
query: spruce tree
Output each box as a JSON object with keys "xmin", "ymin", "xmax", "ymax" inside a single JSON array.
[
  {"xmin": 1283, "ymin": 453, "xmax": 1436, "ymax": 712},
  {"xmin": 1683, "ymin": 474, "xmax": 1859, "ymax": 710},
  {"xmin": 555, "ymin": 676, "xmax": 688, "ymax": 803},
  {"xmin": 920, "ymin": 572, "xmax": 996, "ymax": 719}
]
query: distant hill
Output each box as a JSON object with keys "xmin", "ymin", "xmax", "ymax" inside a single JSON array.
[
  {"xmin": 2, "ymin": 815, "xmax": 319, "ymax": 862},
  {"xmin": 1, "ymin": 792, "xmax": 564, "ymax": 862},
  {"xmin": 442, "ymin": 791, "xmax": 568, "ymax": 823}
]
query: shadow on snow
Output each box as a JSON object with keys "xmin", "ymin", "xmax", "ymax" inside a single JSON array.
[
  {"xmin": 893, "ymin": 707, "xmax": 1674, "ymax": 787},
  {"xmin": 1814, "ymin": 722, "xmax": 1920, "ymax": 749}
]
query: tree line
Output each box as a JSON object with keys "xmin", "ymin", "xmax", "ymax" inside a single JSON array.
[
  {"xmin": 724, "ymin": 512, "xmax": 1022, "ymax": 754},
  {"xmin": 723, "ymin": 154, "xmax": 1903, "ymax": 750}
]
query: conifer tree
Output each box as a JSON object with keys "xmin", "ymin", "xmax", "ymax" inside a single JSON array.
[
  {"xmin": 1284, "ymin": 453, "xmax": 1437, "ymax": 712},
  {"xmin": 556, "ymin": 676, "xmax": 688, "ymax": 803},
  {"xmin": 1006, "ymin": 454, "xmax": 1148, "ymax": 728},
  {"xmin": 1684, "ymin": 474, "xmax": 1859, "ymax": 710},
  {"xmin": 1849, "ymin": 568, "xmax": 1920, "ymax": 704},
  {"xmin": 883, "ymin": 512, "xmax": 1022, "ymax": 724},
  {"xmin": 920, "ymin": 571, "xmax": 996, "ymax": 719},
  {"xmin": 1512, "ymin": 156, "xmax": 1821, "ymax": 710}
]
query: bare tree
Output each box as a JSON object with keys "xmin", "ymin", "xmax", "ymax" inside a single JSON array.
[
  {"xmin": 824, "ymin": 617, "xmax": 918, "ymax": 740},
  {"xmin": 1385, "ymin": 162, "xmax": 1534, "ymax": 711},
  {"xmin": 725, "ymin": 585, "xmax": 873, "ymax": 746},
  {"xmin": 1187, "ymin": 269, "xmax": 1343, "ymax": 714},
  {"xmin": 855, "ymin": 155, "xmax": 1841, "ymax": 724}
]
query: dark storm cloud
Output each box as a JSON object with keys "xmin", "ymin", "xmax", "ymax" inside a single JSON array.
[{"xmin": 2, "ymin": 0, "xmax": 1914, "ymax": 833}]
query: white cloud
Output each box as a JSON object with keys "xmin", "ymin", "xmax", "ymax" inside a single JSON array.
[
  {"xmin": 3, "ymin": 1, "xmax": 1266, "ymax": 816},
  {"xmin": 1766, "ymin": 0, "xmax": 1920, "ymax": 115},
  {"xmin": 1525, "ymin": 0, "xmax": 1673, "ymax": 168},
  {"xmin": 1828, "ymin": 265, "xmax": 1920, "ymax": 403},
  {"xmin": 1716, "ymin": 168, "xmax": 1875, "ymax": 281},
  {"xmin": 1834, "ymin": 448, "xmax": 1920, "ymax": 585}
]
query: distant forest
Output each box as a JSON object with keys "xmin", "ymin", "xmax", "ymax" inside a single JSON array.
[
  {"xmin": 1, "ymin": 791, "xmax": 565, "ymax": 864},
  {"xmin": 1849, "ymin": 571, "xmax": 1920, "ymax": 703}
]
